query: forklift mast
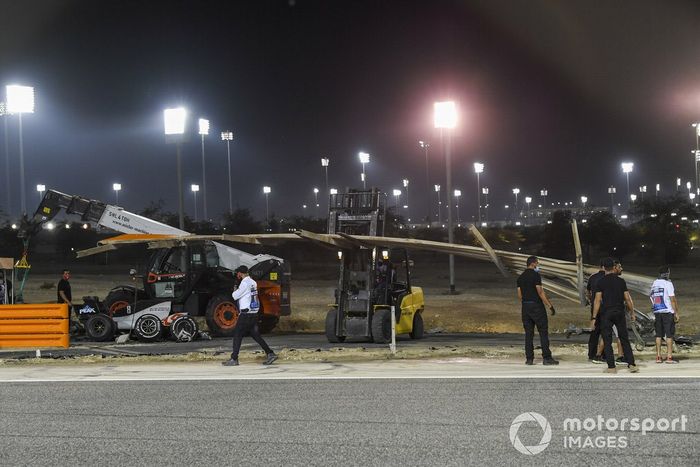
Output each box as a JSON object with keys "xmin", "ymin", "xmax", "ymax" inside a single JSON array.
[{"xmin": 327, "ymin": 188, "xmax": 386, "ymax": 236}]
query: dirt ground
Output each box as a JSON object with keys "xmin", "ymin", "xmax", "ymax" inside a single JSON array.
[{"xmin": 14, "ymin": 255, "xmax": 700, "ymax": 337}]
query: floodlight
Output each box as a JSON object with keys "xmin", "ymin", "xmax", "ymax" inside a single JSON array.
[
  {"xmin": 163, "ymin": 107, "xmax": 187, "ymax": 135},
  {"xmin": 191, "ymin": 184, "xmax": 199, "ymax": 192},
  {"xmin": 330, "ymin": 188, "xmax": 338, "ymax": 195},
  {"xmin": 6, "ymin": 85, "xmax": 35, "ymax": 113},
  {"xmin": 473, "ymin": 162, "xmax": 484, "ymax": 174},
  {"xmin": 198, "ymin": 118, "xmax": 209, "ymax": 136},
  {"xmin": 221, "ymin": 131, "xmax": 233, "ymax": 141},
  {"xmin": 403, "ymin": 179, "xmax": 409, "ymax": 187},
  {"xmin": 313, "ymin": 187, "xmax": 319, "ymax": 194},
  {"xmin": 512, "ymin": 188, "xmax": 520, "ymax": 195},
  {"xmin": 433, "ymin": 101, "xmax": 457, "ymax": 129},
  {"xmin": 263, "ymin": 186, "xmax": 271, "ymax": 194},
  {"xmin": 113, "ymin": 183, "xmax": 121, "ymax": 191},
  {"xmin": 36, "ymin": 184, "xmax": 45, "ymax": 193},
  {"xmin": 358, "ymin": 152, "xmax": 370, "ymax": 164},
  {"xmin": 454, "ymin": 189, "xmax": 461, "ymax": 197},
  {"xmin": 393, "ymin": 189, "xmax": 402, "ymax": 197},
  {"xmin": 621, "ymin": 162, "xmax": 634, "ymax": 173},
  {"xmin": 321, "ymin": 157, "xmax": 329, "ymax": 167},
  {"xmin": 434, "ymin": 184, "xmax": 440, "ymax": 192}
]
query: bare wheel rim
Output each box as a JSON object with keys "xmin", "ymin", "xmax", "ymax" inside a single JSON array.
[
  {"xmin": 140, "ymin": 317, "xmax": 159, "ymax": 336},
  {"xmin": 214, "ymin": 302, "xmax": 238, "ymax": 329}
]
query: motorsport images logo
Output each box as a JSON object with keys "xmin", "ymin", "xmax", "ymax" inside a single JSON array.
[{"xmin": 509, "ymin": 412, "xmax": 552, "ymax": 455}]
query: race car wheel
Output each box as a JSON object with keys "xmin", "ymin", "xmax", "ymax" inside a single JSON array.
[
  {"xmin": 409, "ymin": 311, "xmax": 424, "ymax": 340},
  {"xmin": 103, "ymin": 289, "xmax": 135, "ymax": 317},
  {"xmin": 205, "ymin": 295, "xmax": 239, "ymax": 337},
  {"xmin": 371, "ymin": 309, "xmax": 392, "ymax": 344},
  {"xmin": 133, "ymin": 314, "xmax": 163, "ymax": 342},
  {"xmin": 325, "ymin": 309, "xmax": 345, "ymax": 343},
  {"xmin": 85, "ymin": 314, "xmax": 115, "ymax": 342},
  {"xmin": 170, "ymin": 315, "xmax": 198, "ymax": 342}
]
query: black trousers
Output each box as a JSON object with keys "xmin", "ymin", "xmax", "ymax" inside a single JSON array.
[
  {"xmin": 588, "ymin": 312, "xmax": 601, "ymax": 360},
  {"xmin": 601, "ymin": 308, "xmax": 635, "ymax": 368},
  {"xmin": 231, "ymin": 313, "xmax": 273, "ymax": 360},
  {"xmin": 522, "ymin": 302, "xmax": 551, "ymax": 360}
]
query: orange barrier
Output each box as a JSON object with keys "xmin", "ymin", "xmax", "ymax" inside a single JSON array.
[{"xmin": 0, "ymin": 304, "xmax": 70, "ymax": 349}]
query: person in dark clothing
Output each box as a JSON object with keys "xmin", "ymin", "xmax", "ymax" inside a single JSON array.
[
  {"xmin": 592, "ymin": 258, "xmax": 639, "ymax": 373},
  {"xmin": 586, "ymin": 260, "xmax": 606, "ymax": 363},
  {"xmin": 57, "ymin": 269, "xmax": 74, "ymax": 323},
  {"xmin": 516, "ymin": 256, "xmax": 559, "ymax": 365}
]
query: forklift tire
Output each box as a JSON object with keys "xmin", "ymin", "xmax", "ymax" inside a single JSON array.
[
  {"xmin": 132, "ymin": 314, "xmax": 163, "ymax": 342},
  {"xmin": 258, "ymin": 315, "xmax": 279, "ymax": 334},
  {"xmin": 409, "ymin": 312, "xmax": 424, "ymax": 339},
  {"xmin": 104, "ymin": 289, "xmax": 134, "ymax": 317},
  {"xmin": 85, "ymin": 314, "xmax": 115, "ymax": 342},
  {"xmin": 371, "ymin": 309, "xmax": 391, "ymax": 344},
  {"xmin": 325, "ymin": 309, "xmax": 346, "ymax": 343},
  {"xmin": 170, "ymin": 315, "xmax": 198, "ymax": 342},
  {"xmin": 205, "ymin": 295, "xmax": 239, "ymax": 337}
]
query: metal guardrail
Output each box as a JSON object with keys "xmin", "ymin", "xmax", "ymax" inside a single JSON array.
[{"xmin": 0, "ymin": 304, "xmax": 70, "ymax": 349}]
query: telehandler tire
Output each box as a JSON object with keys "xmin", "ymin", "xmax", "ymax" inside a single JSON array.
[
  {"xmin": 371, "ymin": 309, "xmax": 391, "ymax": 344},
  {"xmin": 325, "ymin": 309, "xmax": 346, "ymax": 343}
]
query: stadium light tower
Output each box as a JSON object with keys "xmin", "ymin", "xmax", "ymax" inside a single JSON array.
[
  {"xmin": 6, "ymin": 85, "xmax": 35, "ymax": 216},
  {"xmin": 198, "ymin": 118, "xmax": 209, "ymax": 220},
  {"xmin": 392, "ymin": 189, "xmax": 402, "ymax": 209},
  {"xmin": 263, "ymin": 185, "xmax": 271, "ymax": 228},
  {"xmin": 419, "ymin": 141, "xmax": 431, "ymax": 221},
  {"xmin": 512, "ymin": 188, "xmax": 520, "ymax": 220},
  {"xmin": 473, "ymin": 162, "xmax": 484, "ymax": 222},
  {"xmin": 164, "ymin": 107, "xmax": 187, "ymax": 229},
  {"xmin": 454, "ymin": 189, "xmax": 462, "ymax": 224},
  {"xmin": 402, "ymin": 178, "xmax": 410, "ymax": 220},
  {"xmin": 434, "ymin": 100, "xmax": 457, "ymax": 293},
  {"xmin": 434, "ymin": 184, "xmax": 442, "ymax": 223},
  {"xmin": 113, "ymin": 183, "xmax": 122, "ymax": 205},
  {"xmin": 621, "ymin": 162, "xmax": 633, "ymax": 210},
  {"xmin": 313, "ymin": 187, "xmax": 320, "ymax": 217},
  {"xmin": 358, "ymin": 152, "xmax": 370, "ymax": 189},
  {"xmin": 220, "ymin": 131, "xmax": 234, "ymax": 215},
  {"xmin": 191, "ymin": 184, "xmax": 199, "ymax": 221}
]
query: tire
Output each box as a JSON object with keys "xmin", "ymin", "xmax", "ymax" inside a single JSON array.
[
  {"xmin": 325, "ymin": 309, "xmax": 346, "ymax": 343},
  {"xmin": 132, "ymin": 314, "xmax": 163, "ymax": 342},
  {"xmin": 170, "ymin": 315, "xmax": 198, "ymax": 342},
  {"xmin": 258, "ymin": 315, "xmax": 279, "ymax": 334},
  {"xmin": 103, "ymin": 289, "xmax": 135, "ymax": 317},
  {"xmin": 205, "ymin": 295, "xmax": 239, "ymax": 337},
  {"xmin": 371, "ymin": 309, "xmax": 391, "ymax": 344},
  {"xmin": 409, "ymin": 312, "xmax": 424, "ymax": 339},
  {"xmin": 85, "ymin": 314, "xmax": 115, "ymax": 342}
]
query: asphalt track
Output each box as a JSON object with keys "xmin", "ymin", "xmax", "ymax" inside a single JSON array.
[{"xmin": 0, "ymin": 361, "xmax": 698, "ymax": 466}]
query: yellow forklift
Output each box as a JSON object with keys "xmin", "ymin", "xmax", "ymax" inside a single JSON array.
[{"xmin": 324, "ymin": 189, "xmax": 424, "ymax": 343}]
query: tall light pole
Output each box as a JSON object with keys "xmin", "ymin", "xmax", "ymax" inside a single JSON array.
[
  {"xmin": 113, "ymin": 183, "xmax": 122, "ymax": 205},
  {"xmin": 164, "ymin": 107, "xmax": 187, "ymax": 230},
  {"xmin": 608, "ymin": 186, "xmax": 616, "ymax": 214},
  {"xmin": 692, "ymin": 123, "xmax": 700, "ymax": 193},
  {"xmin": 321, "ymin": 157, "xmax": 330, "ymax": 209},
  {"xmin": 512, "ymin": 188, "xmax": 520, "ymax": 221},
  {"xmin": 655, "ymin": 183, "xmax": 660, "ymax": 198},
  {"xmin": 263, "ymin": 185, "xmax": 271, "ymax": 229},
  {"xmin": 402, "ymin": 178, "xmax": 410, "ymax": 221},
  {"xmin": 1, "ymin": 102, "xmax": 10, "ymax": 217},
  {"xmin": 36, "ymin": 184, "xmax": 45, "ymax": 203},
  {"xmin": 482, "ymin": 187, "xmax": 489, "ymax": 221},
  {"xmin": 580, "ymin": 195, "xmax": 588, "ymax": 210},
  {"xmin": 6, "ymin": 85, "xmax": 35, "ymax": 217},
  {"xmin": 198, "ymin": 118, "xmax": 209, "ymax": 221},
  {"xmin": 191, "ymin": 184, "xmax": 199, "ymax": 221},
  {"xmin": 434, "ymin": 100, "xmax": 457, "ymax": 293},
  {"xmin": 687, "ymin": 181, "xmax": 692, "ymax": 194},
  {"xmin": 473, "ymin": 162, "xmax": 484, "ymax": 222},
  {"xmin": 540, "ymin": 189, "xmax": 548, "ymax": 209},
  {"xmin": 434, "ymin": 184, "xmax": 442, "ymax": 223},
  {"xmin": 221, "ymin": 131, "xmax": 234, "ymax": 215},
  {"xmin": 313, "ymin": 187, "xmax": 320, "ymax": 217},
  {"xmin": 358, "ymin": 152, "xmax": 370, "ymax": 189},
  {"xmin": 621, "ymin": 162, "xmax": 633, "ymax": 210},
  {"xmin": 419, "ymin": 141, "xmax": 430, "ymax": 222},
  {"xmin": 454, "ymin": 189, "xmax": 461, "ymax": 224},
  {"xmin": 525, "ymin": 196, "xmax": 532, "ymax": 223},
  {"xmin": 392, "ymin": 189, "xmax": 401, "ymax": 210},
  {"xmin": 676, "ymin": 177, "xmax": 681, "ymax": 192}
]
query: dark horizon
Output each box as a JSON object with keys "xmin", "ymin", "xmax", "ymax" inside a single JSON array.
[{"xmin": 2, "ymin": 0, "xmax": 700, "ymax": 224}]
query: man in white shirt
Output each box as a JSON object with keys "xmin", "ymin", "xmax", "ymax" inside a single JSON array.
[
  {"xmin": 650, "ymin": 266, "xmax": 680, "ymax": 364},
  {"xmin": 222, "ymin": 265, "xmax": 277, "ymax": 366}
]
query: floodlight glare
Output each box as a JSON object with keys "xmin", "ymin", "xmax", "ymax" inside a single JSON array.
[
  {"xmin": 454, "ymin": 189, "xmax": 461, "ymax": 197},
  {"xmin": 198, "ymin": 118, "xmax": 210, "ymax": 136},
  {"xmin": 191, "ymin": 184, "xmax": 199, "ymax": 192},
  {"xmin": 403, "ymin": 179, "xmax": 409, "ymax": 187},
  {"xmin": 263, "ymin": 186, "xmax": 271, "ymax": 194},
  {"xmin": 482, "ymin": 187, "xmax": 489, "ymax": 194},
  {"xmin": 512, "ymin": 188, "xmax": 520, "ymax": 195},
  {"xmin": 163, "ymin": 107, "xmax": 187, "ymax": 135},
  {"xmin": 36, "ymin": 184, "xmax": 45, "ymax": 193},
  {"xmin": 621, "ymin": 162, "xmax": 634, "ymax": 173},
  {"xmin": 433, "ymin": 101, "xmax": 457, "ymax": 129},
  {"xmin": 313, "ymin": 187, "xmax": 319, "ymax": 194},
  {"xmin": 525, "ymin": 197, "xmax": 532, "ymax": 204},
  {"xmin": 473, "ymin": 162, "xmax": 484, "ymax": 174},
  {"xmin": 540, "ymin": 189, "xmax": 548, "ymax": 196},
  {"xmin": 630, "ymin": 194, "xmax": 637, "ymax": 201},
  {"xmin": 434, "ymin": 184, "xmax": 440, "ymax": 192},
  {"xmin": 393, "ymin": 189, "xmax": 402, "ymax": 197},
  {"xmin": 358, "ymin": 152, "xmax": 370, "ymax": 164},
  {"xmin": 6, "ymin": 85, "xmax": 35, "ymax": 113},
  {"xmin": 581, "ymin": 196, "xmax": 588, "ymax": 203},
  {"xmin": 321, "ymin": 157, "xmax": 329, "ymax": 167},
  {"xmin": 330, "ymin": 188, "xmax": 338, "ymax": 195},
  {"xmin": 221, "ymin": 131, "xmax": 233, "ymax": 141},
  {"xmin": 113, "ymin": 183, "xmax": 121, "ymax": 191}
]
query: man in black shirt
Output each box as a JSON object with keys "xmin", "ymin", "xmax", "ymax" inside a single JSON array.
[
  {"xmin": 57, "ymin": 269, "xmax": 73, "ymax": 318},
  {"xmin": 516, "ymin": 256, "xmax": 558, "ymax": 365},
  {"xmin": 592, "ymin": 258, "xmax": 638, "ymax": 373},
  {"xmin": 586, "ymin": 260, "xmax": 606, "ymax": 362}
]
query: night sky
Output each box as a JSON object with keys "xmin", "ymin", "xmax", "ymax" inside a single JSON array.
[{"xmin": 2, "ymin": 0, "xmax": 700, "ymax": 223}]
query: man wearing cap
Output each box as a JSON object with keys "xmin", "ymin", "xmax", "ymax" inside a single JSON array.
[
  {"xmin": 222, "ymin": 265, "xmax": 278, "ymax": 366},
  {"xmin": 591, "ymin": 258, "xmax": 638, "ymax": 373},
  {"xmin": 586, "ymin": 260, "xmax": 606, "ymax": 363},
  {"xmin": 516, "ymin": 256, "xmax": 559, "ymax": 365}
]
